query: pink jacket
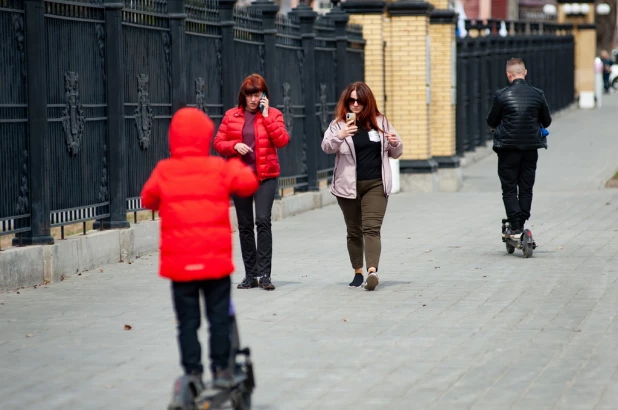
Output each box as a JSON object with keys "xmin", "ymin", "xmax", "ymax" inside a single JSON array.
[{"xmin": 321, "ymin": 115, "xmax": 403, "ymax": 199}]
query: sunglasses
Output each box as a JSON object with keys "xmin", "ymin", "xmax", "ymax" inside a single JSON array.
[{"xmin": 347, "ymin": 97, "xmax": 364, "ymax": 105}]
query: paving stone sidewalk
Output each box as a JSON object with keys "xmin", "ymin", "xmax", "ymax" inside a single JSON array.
[{"xmin": 1, "ymin": 95, "xmax": 618, "ymax": 410}]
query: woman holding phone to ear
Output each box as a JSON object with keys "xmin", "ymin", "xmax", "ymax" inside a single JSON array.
[
  {"xmin": 214, "ymin": 73, "xmax": 290, "ymax": 291},
  {"xmin": 321, "ymin": 82, "xmax": 403, "ymax": 291}
]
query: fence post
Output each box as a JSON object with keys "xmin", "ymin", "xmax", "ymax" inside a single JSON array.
[
  {"xmin": 328, "ymin": 3, "xmax": 349, "ymax": 97},
  {"xmin": 98, "ymin": 0, "xmax": 129, "ymax": 230},
  {"xmin": 218, "ymin": 0, "xmax": 237, "ymax": 111},
  {"xmin": 455, "ymin": 36, "xmax": 466, "ymax": 157},
  {"xmin": 251, "ymin": 0, "xmax": 279, "ymax": 86},
  {"xmin": 169, "ymin": 0, "xmax": 187, "ymax": 113},
  {"xmin": 291, "ymin": 3, "xmax": 318, "ymax": 192},
  {"xmin": 16, "ymin": 0, "xmax": 54, "ymax": 245}
]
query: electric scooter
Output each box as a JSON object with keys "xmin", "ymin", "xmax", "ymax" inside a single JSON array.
[
  {"xmin": 167, "ymin": 301, "xmax": 255, "ymax": 410},
  {"xmin": 501, "ymin": 218, "xmax": 536, "ymax": 258}
]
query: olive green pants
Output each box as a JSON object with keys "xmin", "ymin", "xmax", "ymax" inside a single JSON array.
[{"xmin": 336, "ymin": 179, "xmax": 387, "ymax": 271}]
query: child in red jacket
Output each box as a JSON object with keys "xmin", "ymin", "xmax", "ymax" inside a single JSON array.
[{"xmin": 141, "ymin": 108, "xmax": 258, "ymax": 388}]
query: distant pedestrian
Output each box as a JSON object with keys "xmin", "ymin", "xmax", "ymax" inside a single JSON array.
[
  {"xmin": 600, "ymin": 50, "xmax": 613, "ymax": 94},
  {"xmin": 486, "ymin": 58, "xmax": 552, "ymax": 239},
  {"xmin": 141, "ymin": 108, "xmax": 258, "ymax": 389},
  {"xmin": 213, "ymin": 74, "xmax": 290, "ymax": 291},
  {"xmin": 321, "ymin": 82, "xmax": 403, "ymax": 291}
]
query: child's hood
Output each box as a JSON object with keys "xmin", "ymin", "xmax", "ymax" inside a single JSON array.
[{"xmin": 169, "ymin": 107, "xmax": 215, "ymax": 158}]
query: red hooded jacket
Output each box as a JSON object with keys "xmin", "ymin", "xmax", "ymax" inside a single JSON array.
[
  {"xmin": 213, "ymin": 107, "xmax": 290, "ymax": 180},
  {"xmin": 141, "ymin": 108, "xmax": 259, "ymax": 282}
]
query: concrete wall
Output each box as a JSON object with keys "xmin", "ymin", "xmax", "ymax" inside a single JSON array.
[{"xmin": 0, "ymin": 187, "xmax": 338, "ymax": 291}]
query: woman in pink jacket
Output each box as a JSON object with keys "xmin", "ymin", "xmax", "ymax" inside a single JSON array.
[{"xmin": 321, "ymin": 82, "xmax": 403, "ymax": 291}]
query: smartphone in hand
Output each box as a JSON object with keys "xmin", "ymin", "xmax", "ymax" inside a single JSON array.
[
  {"xmin": 259, "ymin": 92, "xmax": 266, "ymax": 113},
  {"xmin": 345, "ymin": 112, "xmax": 356, "ymax": 126}
]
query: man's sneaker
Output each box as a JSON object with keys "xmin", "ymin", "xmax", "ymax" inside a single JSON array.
[
  {"xmin": 365, "ymin": 272, "xmax": 379, "ymax": 291},
  {"xmin": 259, "ymin": 275, "xmax": 275, "ymax": 290},
  {"xmin": 212, "ymin": 368, "xmax": 235, "ymax": 389},
  {"xmin": 349, "ymin": 273, "xmax": 364, "ymax": 288},
  {"xmin": 504, "ymin": 227, "xmax": 523, "ymax": 240},
  {"xmin": 237, "ymin": 276, "xmax": 258, "ymax": 289}
]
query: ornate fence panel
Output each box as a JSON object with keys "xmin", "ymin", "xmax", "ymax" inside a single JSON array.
[
  {"xmin": 273, "ymin": 13, "xmax": 306, "ymax": 191},
  {"xmin": 45, "ymin": 0, "xmax": 110, "ymax": 227},
  {"xmin": 232, "ymin": 5, "xmax": 263, "ymax": 87},
  {"xmin": 0, "ymin": 0, "xmax": 365, "ymax": 246},
  {"xmin": 0, "ymin": 0, "xmax": 29, "ymax": 238},
  {"xmin": 314, "ymin": 15, "xmax": 337, "ymax": 184},
  {"xmin": 456, "ymin": 21, "xmax": 575, "ymax": 156},
  {"xmin": 122, "ymin": 0, "xmax": 172, "ymax": 212},
  {"xmin": 185, "ymin": 0, "xmax": 223, "ymax": 128}
]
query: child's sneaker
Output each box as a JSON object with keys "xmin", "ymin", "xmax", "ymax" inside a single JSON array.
[{"xmin": 365, "ymin": 272, "xmax": 379, "ymax": 291}]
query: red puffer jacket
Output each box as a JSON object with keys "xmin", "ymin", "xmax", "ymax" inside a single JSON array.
[
  {"xmin": 141, "ymin": 108, "xmax": 259, "ymax": 282},
  {"xmin": 213, "ymin": 107, "xmax": 290, "ymax": 180}
]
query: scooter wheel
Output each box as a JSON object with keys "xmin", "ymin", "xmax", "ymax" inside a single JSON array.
[
  {"xmin": 506, "ymin": 243, "xmax": 515, "ymax": 254},
  {"xmin": 231, "ymin": 386, "xmax": 252, "ymax": 410},
  {"xmin": 522, "ymin": 232, "xmax": 534, "ymax": 258}
]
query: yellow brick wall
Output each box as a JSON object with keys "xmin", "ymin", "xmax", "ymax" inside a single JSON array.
[
  {"xmin": 349, "ymin": 14, "xmax": 385, "ymax": 111},
  {"xmin": 384, "ymin": 16, "xmax": 394, "ymax": 117},
  {"xmin": 429, "ymin": 0, "xmax": 450, "ymax": 9},
  {"xmin": 574, "ymin": 28, "xmax": 596, "ymax": 95},
  {"xmin": 429, "ymin": 23, "xmax": 455, "ymax": 157},
  {"xmin": 385, "ymin": 15, "xmax": 431, "ymax": 160}
]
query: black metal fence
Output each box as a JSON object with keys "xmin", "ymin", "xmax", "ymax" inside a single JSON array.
[
  {"xmin": 0, "ymin": 0, "xmax": 364, "ymax": 245},
  {"xmin": 456, "ymin": 20, "xmax": 575, "ymax": 156}
]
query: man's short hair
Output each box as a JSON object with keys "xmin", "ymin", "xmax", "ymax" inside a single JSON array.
[{"xmin": 506, "ymin": 58, "xmax": 526, "ymax": 71}]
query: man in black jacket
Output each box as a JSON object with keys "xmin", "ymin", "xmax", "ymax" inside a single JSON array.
[{"xmin": 487, "ymin": 58, "xmax": 552, "ymax": 238}]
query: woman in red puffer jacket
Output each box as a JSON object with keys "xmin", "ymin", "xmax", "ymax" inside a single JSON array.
[{"xmin": 214, "ymin": 73, "xmax": 290, "ymax": 291}]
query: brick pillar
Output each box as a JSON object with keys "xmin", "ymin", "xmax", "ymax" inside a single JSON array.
[
  {"xmin": 342, "ymin": 1, "xmax": 386, "ymax": 112},
  {"xmin": 429, "ymin": 6, "xmax": 461, "ymax": 192},
  {"xmin": 557, "ymin": 0, "xmax": 596, "ymax": 109},
  {"xmin": 386, "ymin": 0, "xmax": 438, "ymax": 192}
]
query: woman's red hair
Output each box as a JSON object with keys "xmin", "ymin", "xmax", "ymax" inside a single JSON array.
[
  {"xmin": 237, "ymin": 73, "xmax": 269, "ymax": 108},
  {"xmin": 334, "ymin": 82, "xmax": 382, "ymax": 131}
]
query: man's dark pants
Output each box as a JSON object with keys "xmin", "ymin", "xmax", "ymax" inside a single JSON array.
[
  {"xmin": 497, "ymin": 149, "xmax": 538, "ymax": 230},
  {"xmin": 172, "ymin": 276, "xmax": 231, "ymax": 375}
]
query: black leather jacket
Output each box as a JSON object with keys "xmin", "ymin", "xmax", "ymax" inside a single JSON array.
[{"xmin": 486, "ymin": 78, "xmax": 552, "ymax": 150}]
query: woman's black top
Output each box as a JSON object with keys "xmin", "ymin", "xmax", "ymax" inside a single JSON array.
[{"xmin": 352, "ymin": 128, "xmax": 382, "ymax": 181}]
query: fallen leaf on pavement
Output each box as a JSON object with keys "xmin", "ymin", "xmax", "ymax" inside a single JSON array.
[
  {"xmin": 124, "ymin": 325, "xmax": 132, "ymax": 330},
  {"xmin": 100, "ymin": 269, "xmax": 104, "ymax": 272}
]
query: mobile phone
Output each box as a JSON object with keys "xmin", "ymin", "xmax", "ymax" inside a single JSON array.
[
  {"xmin": 259, "ymin": 92, "xmax": 266, "ymax": 113},
  {"xmin": 345, "ymin": 112, "xmax": 356, "ymax": 126}
]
